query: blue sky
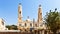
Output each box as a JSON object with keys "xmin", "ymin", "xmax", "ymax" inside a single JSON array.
[{"xmin": 0, "ymin": 0, "xmax": 60, "ymax": 25}]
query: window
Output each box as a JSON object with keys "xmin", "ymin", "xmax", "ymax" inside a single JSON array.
[
  {"xmin": 25, "ymin": 23, "xmax": 27, "ymax": 27},
  {"xmin": 40, "ymin": 24, "xmax": 43, "ymax": 27},
  {"xmin": 30, "ymin": 23, "xmax": 32, "ymax": 27},
  {"xmin": 35, "ymin": 24, "xmax": 38, "ymax": 27},
  {"xmin": 19, "ymin": 24, "xmax": 21, "ymax": 26},
  {"xmin": 2, "ymin": 21, "xmax": 4, "ymax": 25},
  {"xmin": 19, "ymin": 11, "xmax": 21, "ymax": 14}
]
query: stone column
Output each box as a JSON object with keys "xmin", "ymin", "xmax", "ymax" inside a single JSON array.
[
  {"xmin": 38, "ymin": 30, "xmax": 42, "ymax": 34},
  {"xmin": 47, "ymin": 32, "xmax": 49, "ymax": 34},
  {"xmin": 42, "ymin": 30, "xmax": 45, "ymax": 34}
]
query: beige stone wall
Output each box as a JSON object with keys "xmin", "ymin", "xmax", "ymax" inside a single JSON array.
[{"xmin": 0, "ymin": 18, "xmax": 8, "ymax": 30}]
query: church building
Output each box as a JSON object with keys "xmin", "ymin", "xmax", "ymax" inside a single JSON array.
[{"xmin": 17, "ymin": 3, "xmax": 46, "ymax": 32}]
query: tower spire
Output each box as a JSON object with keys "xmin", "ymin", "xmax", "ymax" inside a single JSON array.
[
  {"xmin": 27, "ymin": 16, "xmax": 29, "ymax": 19},
  {"xmin": 19, "ymin": 3, "xmax": 21, "ymax": 5},
  {"xmin": 39, "ymin": 5, "xmax": 42, "ymax": 8},
  {"xmin": 18, "ymin": 3, "xmax": 23, "ymax": 30},
  {"xmin": 39, "ymin": 5, "xmax": 41, "ymax": 7},
  {"xmin": 18, "ymin": 3, "xmax": 22, "ymax": 23},
  {"xmin": 38, "ymin": 4, "xmax": 42, "ymax": 23}
]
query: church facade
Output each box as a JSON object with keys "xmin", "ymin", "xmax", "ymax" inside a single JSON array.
[{"xmin": 17, "ymin": 3, "xmax": 46, "ymax": 32}]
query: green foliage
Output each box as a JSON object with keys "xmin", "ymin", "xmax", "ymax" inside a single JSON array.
[
  {"xmin": 45, "ymin": 9, "xmax": 60, "ymax": 34},
  {"xmin": 6, "ymin": 25, "xmax": 18, "ymax": 30}
]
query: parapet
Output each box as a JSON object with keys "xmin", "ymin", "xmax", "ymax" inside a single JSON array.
[{"xmin": 0, "ymin": 30, "xmax": 20, "ymax": 32}]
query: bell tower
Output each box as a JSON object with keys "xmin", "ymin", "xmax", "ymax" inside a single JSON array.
[
  {"xmin": 18, "ymin": 3, "xmax": 22, "ymax": 23},
  {"xmin": 17, "ymin": 3, "xmax": 22, "ymax": 30},
  {"xmin": 38, "ymin": 5, "xmax": 42, "ymax": 23}
]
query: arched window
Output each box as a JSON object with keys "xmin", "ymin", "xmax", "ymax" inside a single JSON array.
[
  {"xmin": 1, "ymin": 21, "xmax": 4, "ymax": 25},
  {"xmin": 30, "ymin": 23, "xmax": 32, "ymax": 27},
  {"xmin": 25, "ymin": 23, "xmax": 27, "ymax": 27},
  {"xmin": 19, "ymin": 24, "xmax": 21, "ymax": 26},
  {"xmin": 35, "ymin": 24, "xmax": 38, "ymax": 27},
  {"xmin": 19, "ymin": 11, "xmax": 21, "ymax": 14},
  {"xmin": 0, "ymin": 19, "xmax": 5, "ymax": 26}
]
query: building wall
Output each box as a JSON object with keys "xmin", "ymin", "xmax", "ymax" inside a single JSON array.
[{"xmin": 0, "ymin": 18, "xmax": 8, "ymax": 30}]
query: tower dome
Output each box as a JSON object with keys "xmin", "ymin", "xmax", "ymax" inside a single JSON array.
[{"xmin": 26, "ymin": 16, "xmax": 31, "ymax": 21}]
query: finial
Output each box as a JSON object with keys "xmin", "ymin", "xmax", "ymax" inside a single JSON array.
[
  {"xmin": 39, "ymin": 5, "xmax": 41, "ymax": 7},
  {"xmin": 50, "ymin": 10, "xmax": 51, "ymax": 12},
  {"xmin": 33, "ymin": 18, "xmax": 35, "ymax": 23},
  {"xmin": 27, "ymin": 16, "xmax": 29, "ymax": 19},
  {"xmin": 49, "ymin": 10, "xmax": 52, "ymax": 12},
  {"xmin": 55, "ymin": 8, "xmax": 57, "ymax": 11},
  {"xmin": 19, "ymin": 3, "xmax": 21, "ymax": 5}
]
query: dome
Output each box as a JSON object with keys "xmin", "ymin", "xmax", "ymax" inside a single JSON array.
[
  {"xmin": 26, "ymin": 19, "xmax": 31, "ymax": 21},
  {"xmin": 26, "ymin": 16, "xmax": 31, "ymax": 21}
]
